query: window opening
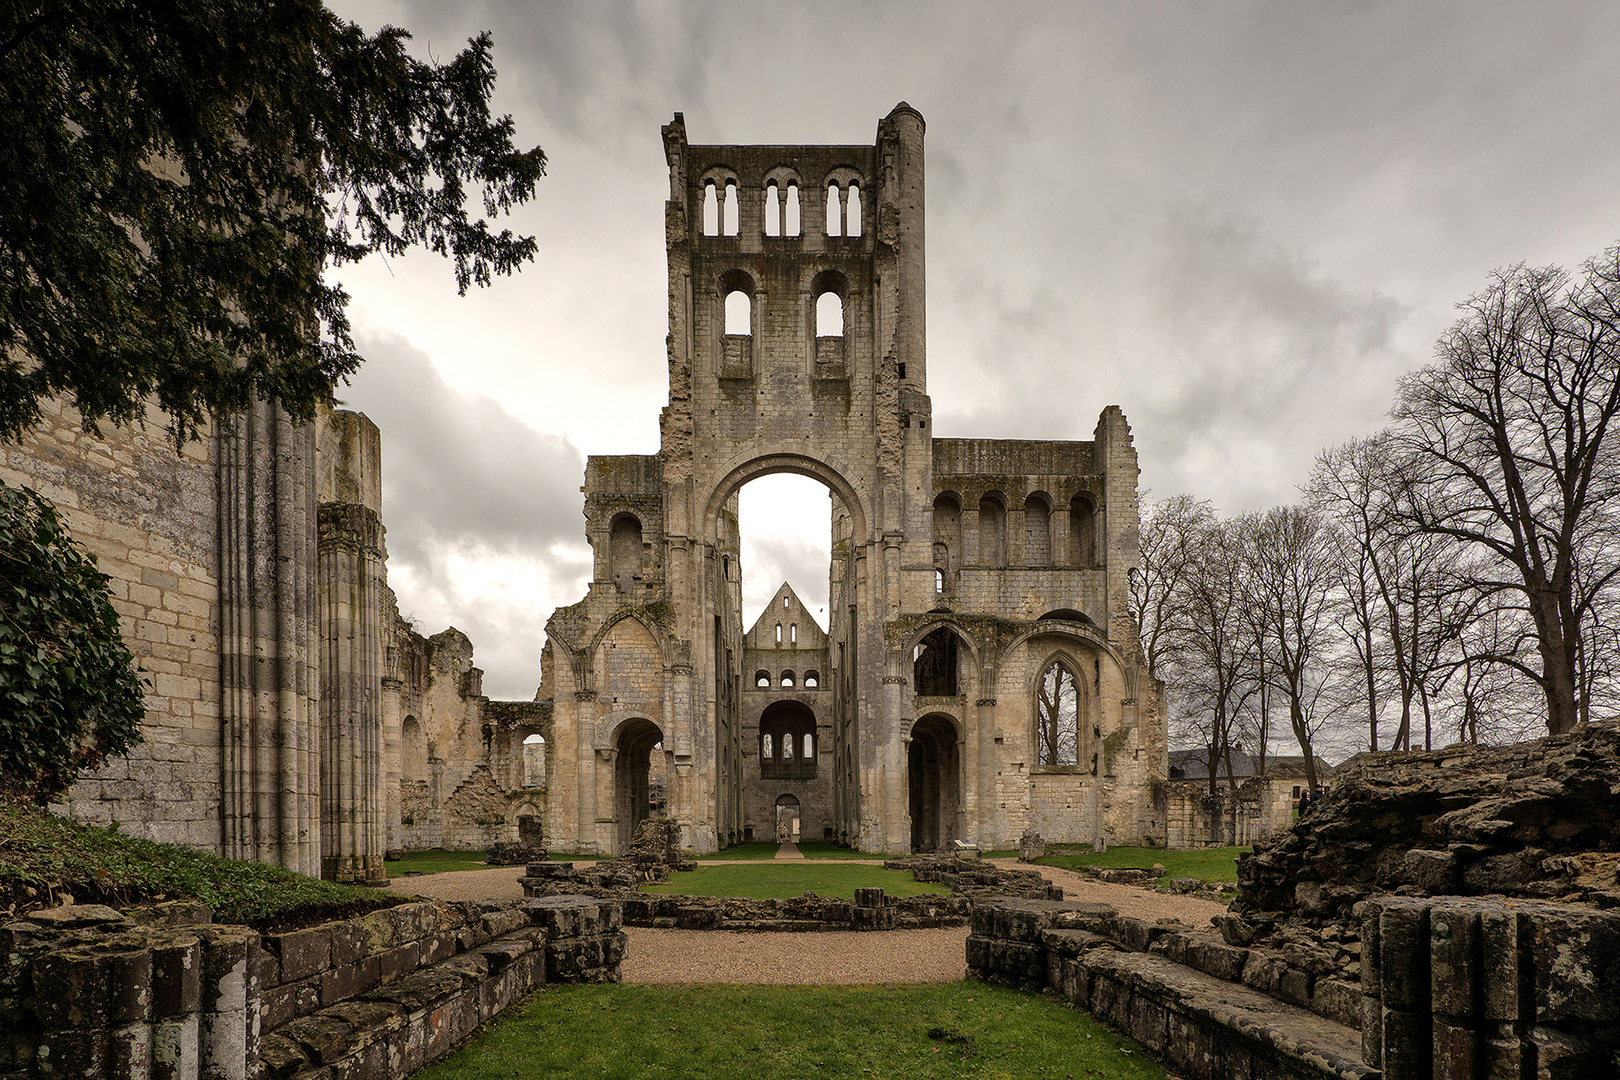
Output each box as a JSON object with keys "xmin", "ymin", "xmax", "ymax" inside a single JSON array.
[
  {"xmin": 1037, "ymin": 660, "xmax": 1081, "ymax": 767},
  {"xmin": 825, "ymin": 183, "xmax": 842, "ymax": 237},
  {"xmin": 702, "ymin": 180, "xmax": 718, "ymax": 236},
  {"xmin": 785, "ymin": 183, "xmax": 801, "ymax": 235},
  {"xmin": 522, "ymin": 734, "xmax": 546, "ymax": 787},
  {"xmin": 816, "ymin": 292, "xmax": 844, "ymax": 337},
  {"xmin": 725, "ymin": 290, "xmax": 751, "ymax": 335},
  {"xmin": 847, "ymin": 184, "xmax": 862, "ymax": 236},
  {"xmin": 804, "ymin": 670, "xmax": 819, "ymax": 687},
  {"xmin": 783, "ymin": 596, "xmax": 790, "ymax": 609},
  {"xmin": 723, "ymin": 180, "xmax": 739, "ymax": 235},
  {"xmin": 790, "ymin": 623, "xmax": 797, "ymax": 644},
  {"xmin": 781, "ymin": 670, "xmax": 795, "ymax": 687},
  {"xmin": 912, "ymin": 627, "xmax": 960, "ymax": 696},
  {"xmin": 764, "ymin": 182, "xmax": 780, "ymax": 237},
  {"xmin": 934, "ymin": 568, "xmax": 944, "ymax": 593},
  {"xmin": 762, "ymin": 734, "xmax": 773, "ymax": 759},
  {"xmin": 755, "ymin": 670, "xmax": 770, "ymax": 688},
  {"xmin": 803, "ymin": 733, "xmax": 814, "ymax": 759},
  {"xmin": 775, "ymin": 623, "xmax": 782, "ymax": 644}
]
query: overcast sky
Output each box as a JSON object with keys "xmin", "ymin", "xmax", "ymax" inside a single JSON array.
[{"xmin": 325, "ymin": 0, "xmax": 1620, "ymax": 700}]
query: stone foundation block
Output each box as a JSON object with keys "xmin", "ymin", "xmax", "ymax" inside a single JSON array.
[{"xmin": 263, "ymin": 929, "xmax": 331, "ymax": 984}]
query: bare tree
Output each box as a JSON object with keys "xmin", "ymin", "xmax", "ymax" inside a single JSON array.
[
  {"xmin": 1128, "ymin": 494, "xmax": 1216, "ymax": 683},
  {"xmin": 1390, "ymin": 248, "xmax": 1620, "ymax": 734},
  {"xmin": 1244, "ymin": 506, "xmax": 1339, "ymax": 789},
  {"xmin": 1162, "ymin": 517, "xmax": 1259, "ymax": 794}
]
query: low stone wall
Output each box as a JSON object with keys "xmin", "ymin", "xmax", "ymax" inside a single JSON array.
[
  {"xmin": 0, "ymin": 895, "xmax": 624, "ymax": 1080},
  {"xmin": 518, "ymin": 854, "xmax": 1060, "ymax": 931},
  {"xmin": 966, "ymin": 897, "xmax": 1374, "ymax": 1080}
]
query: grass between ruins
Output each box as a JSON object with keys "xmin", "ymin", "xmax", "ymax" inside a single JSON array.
[
  {"xmin": 644, "ymin": 862, "xmax": 950, "ymax": 901},
  {"xmin": 418, "ymin": 982, "xmax": 1168, "ymax": 1080},
  {"xmin": 0, "ymin": 799, "xmax": 403, "ymax": 929},
  {"xmin": 985, "ymin": 843, "xmax": 1247, "ymax": 885}
]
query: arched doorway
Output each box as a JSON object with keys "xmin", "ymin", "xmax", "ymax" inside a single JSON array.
[
  {"xmin": 908, "ymin": 715, "xmax": 960, "ymax": 853},
  {"xmin": 775, "ymin": 794, "xmax": 801, "ymax": 841},
  {"xmin": 615, "ymin": 718, "xmax": 665, "ymax": 853}
]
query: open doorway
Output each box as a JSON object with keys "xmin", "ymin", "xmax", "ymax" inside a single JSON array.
[
  {"xmin": 775, "ymin": 794, "xmax": 801, "ymax": 842},
  {"xmin": 614, "ymin": 719, "xmax": 664, "ymax": 853},
  {"xmin": 909, "ymin": 715, "xmax": 960, "ymax": 853}
]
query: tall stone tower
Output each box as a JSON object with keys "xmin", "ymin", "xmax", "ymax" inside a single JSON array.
[{"xmin": 540, "ymin": 105, "xmax": 1165, "ymax": 856}]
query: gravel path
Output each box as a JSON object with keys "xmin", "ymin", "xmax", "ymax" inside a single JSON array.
[{"xmin": 386, "ymin": 858, "xmax": 1229, "ymax": 985}]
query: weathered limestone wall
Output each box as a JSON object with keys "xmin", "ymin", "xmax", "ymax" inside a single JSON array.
[
  {"xmin": 0, "ymin": 896, "xmax": 625, "ymax": 1080},
  {"xmin": 1, "ymin": 400, "xmax": 224, "ymax": 851}
]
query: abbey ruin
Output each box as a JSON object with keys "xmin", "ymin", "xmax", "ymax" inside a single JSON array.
[{"xmin": 1, "ymin": 104, "xmax": 1167, "ymax": 875}]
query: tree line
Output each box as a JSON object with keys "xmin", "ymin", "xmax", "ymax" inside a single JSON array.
[{"xmin": 1132, "ymin": 246, "xmax": 1620, "ymax": 782}]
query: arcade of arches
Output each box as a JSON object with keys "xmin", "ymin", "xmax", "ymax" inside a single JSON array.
[{"xmin": 531, "ymin": 106, "xmax": 1166, "ymax": 857}]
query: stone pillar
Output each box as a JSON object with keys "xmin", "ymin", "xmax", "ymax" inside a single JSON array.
[
  {"xmin": 317, "ymin": 501, "xmax": 387, "ymax": 884},
  {"xmin": 217, "ymin": 399, "xmax": 320, "ymax": 876}
]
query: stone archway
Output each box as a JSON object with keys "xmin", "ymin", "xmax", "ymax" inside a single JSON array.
[
  {"xmin": 909, "ymin": 714, "xmax": 960, "ymax": 853},
  {"xmin": 614, "ymin": 718, "xmax": 665, "ymax": 853},
  {"xmin": 775, "ymin": 794, "xmax": 801, "ymax": 842}
]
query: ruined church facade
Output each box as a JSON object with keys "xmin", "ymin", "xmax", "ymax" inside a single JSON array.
[{"xmin": 539, "ymin": 105, "xmax": 1167, "ymax": 856}]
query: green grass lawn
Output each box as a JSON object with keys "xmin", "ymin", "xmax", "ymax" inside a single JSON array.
[
  {"xmin": 703, "ymin": 841, "xmax": 877, "ymax": 861},
  {"xmin": 1033, "ymin": 844, "xmax": 1246, "ymax": 883},
  {"xmin": 646, "ymin": 862, "xmax": 948, "ymax": 901},
  {"xmin": 417, "ymin": 982, "xmax": 1166, "ymax": 1080},
  {"xmin": 385, "ymin": 849, "xmax": 491, "ymax": 878}
]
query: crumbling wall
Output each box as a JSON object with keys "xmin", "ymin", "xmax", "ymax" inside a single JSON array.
[{"xmin": 0, "ymin": 897, "xmax": 624, "ymax": 1080}]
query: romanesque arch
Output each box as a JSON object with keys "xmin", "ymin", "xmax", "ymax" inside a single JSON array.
[
  {"xmin": 909, "ymin": 714, "xmax": 960, "ymax": 853},
  {"xmin": 701, "ymin": 452, "xmax": 869, "ymax": 547}
]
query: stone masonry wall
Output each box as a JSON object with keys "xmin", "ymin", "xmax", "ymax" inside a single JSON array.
[
  {"xmin": 0, "ymin": 896, "xmax": 624, "ymax": 1080},
  {"xmin": 2, "ymin": 400, "xmax": 224, "ymax": 850}
]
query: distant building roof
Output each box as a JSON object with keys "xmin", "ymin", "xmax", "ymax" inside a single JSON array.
[{"xmin": 1167, "ymin": 748, "xmax": 1333, "ymax": 782}]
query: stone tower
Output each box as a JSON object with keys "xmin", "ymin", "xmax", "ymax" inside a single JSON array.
[{"xmin": 540, "ymin": 105, "xmax": 1165, "ymax": 856}]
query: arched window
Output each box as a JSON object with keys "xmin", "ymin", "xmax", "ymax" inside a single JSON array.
[
  {"xmin": 803, "ymin": 670, "xmax": 819, "ymax": 687},
  {"xmin": 934, "ymin": 568, "xmax": 944, "ymax": 593},
  {"xmin": 702, "ymin": 180, "xmax": 719, "ymax": 236},
  {"xmin": 762, "ymin": 733, "xmax": 774, "ymax": 759},
  {"xmin": 522, "ymin": 734, "xmax": 546, "ymax": 787},
  {"xmin": 913, "ymin": 627, "xmax": 960, "ymax": 696},
  {"xmin": 781, "ymin": 670, "xmax": 795, "ymax": 687},
  {"xmin": 760, "ymin": 701, "xmax": 816, "ymax": 779},
  {"xmin": 825, "ymin": 182, "xmax": 842, "ymax": 236},
  {"xmin": 609, "ymin": 513, "xmax": 642, "ymax": 590},
  {"xmin": 755, "ymin": 670, "xmax": 771, "ymax": 688},
  {"xmin": 1036, "ymin": 660, "xmax": 1081, "ymax": 767},
  {"xmin": 785, "ymin": 183, "xmax": 801, "ymax": 236},
  {"xmin": 775, "ymin": 623, "xmax": 783, "ymax": 644},
  {"xmin": 979, "ymin": 495, "xmax": 1006, "ymax": 566},
  {"xmin": 723, "ymin": 180, "xmax": 739, "ymax": 235},
  {"xmin": 1024, "ymin": 494, "xmax": 1051, "ymax": 566},
  {"xmin": 802, "ymin": 733, "xmax": 814, "ymax": 759},
  {"xmin": 846, "ymin": 183, "xmax": 862, "ymax": 236},
  {"xmin": 1070, "ymin": 495, "xmax": 1097, "ymax": 566},
  {"xmin": 764, "ymin": 182, "xmax": 781, "ymax": 237},
  {"xmin": 725, "ymin": 290, "xmax": 751, "ymax": 335},
  {"xmin": 816, "ymin": 292, "xmax": 844, "ymax": 337},
  {"xmin": 790, "ymin": 623, "xmax": 797, "ymax": 644}
]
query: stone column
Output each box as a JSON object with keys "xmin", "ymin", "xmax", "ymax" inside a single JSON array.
[
  {"xmin": 317, "ymin": 500, "xmax": 387, "ymax": 884},
  {"xmin": 217, "ymin": 399, "xmax": 320, "ymax": 876}
]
